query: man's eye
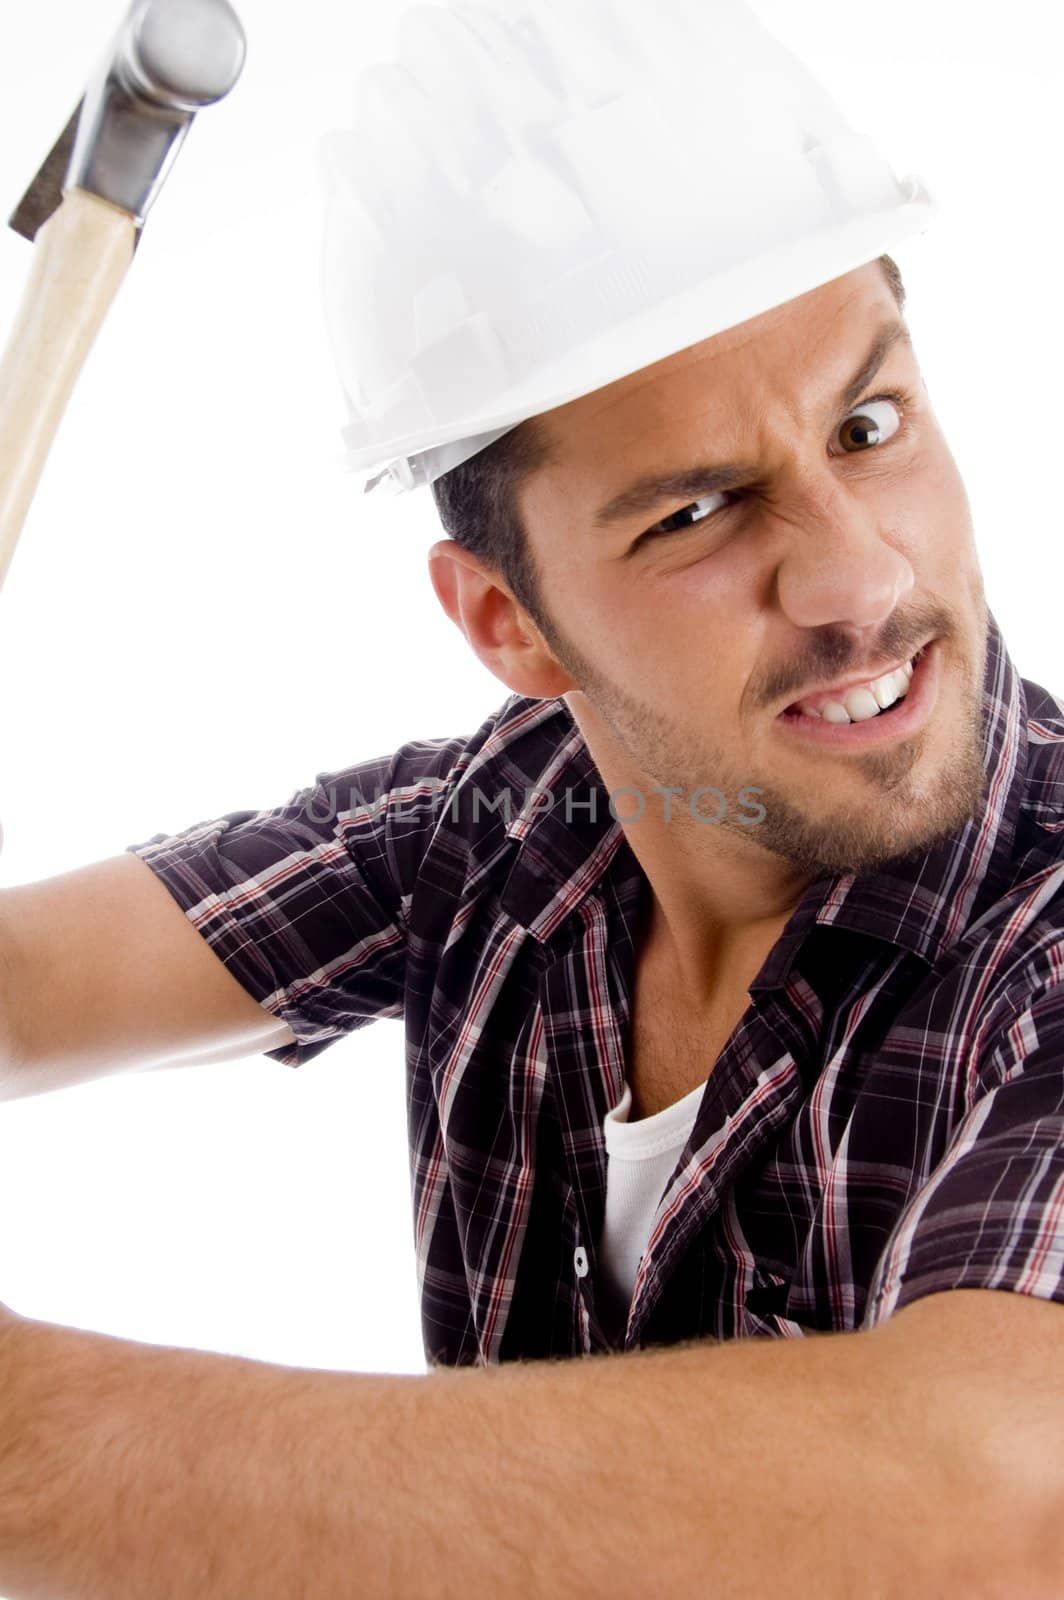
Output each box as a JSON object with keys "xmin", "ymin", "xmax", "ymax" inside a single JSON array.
[
  {"xmin": 639, "ymin": 390, "xmax": 912, "ymax": 544},
  {"xmin": 834, "ymin": 393, "xmax": 906, "ymax": 455},
  {"xmin": 644, "ymin": 492, "xmax": 735, "ymax": 540}
]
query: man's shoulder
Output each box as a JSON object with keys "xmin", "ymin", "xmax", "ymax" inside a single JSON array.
[
  {"xmin": 313, "ymin": 693, "xmax": 578, "ymax": 860},
  {"xmin": 304, "ymin": 693, "xmax": 572, "ymax": 809},
  {"xmin": 1019, "ymin": 673, "xmax": 1064, "ymax": 841},
  {"xmin": 389, "ymin": 692, "xmax": 575, "ymax": 798},
  {"xmin": 957, "ymin": 670, "xmax": 1064, "ymax": 1030}
]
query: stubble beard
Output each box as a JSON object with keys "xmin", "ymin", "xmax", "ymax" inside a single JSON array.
[{"xmin": 548, "ymin": 617, "xmax": 991, "ymax": 882}]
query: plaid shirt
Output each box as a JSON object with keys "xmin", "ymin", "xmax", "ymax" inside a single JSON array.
[{"xmin": 128, "ymin": 608, "xmax": 1064, "ymax": 1368}]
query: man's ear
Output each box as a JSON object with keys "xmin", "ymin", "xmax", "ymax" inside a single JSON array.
[{"xmin": 427, "ymin": 540, "xmax": 575, "ymax": 699}]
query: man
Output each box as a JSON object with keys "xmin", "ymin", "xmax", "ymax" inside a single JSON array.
[
  {"xmin": 2, "ymin": 4, "xmax": 1064, "ymax": 1597},
  {"xmin": 2, "ymin": 250, "xmax": 1063, "ymax": 1595}
]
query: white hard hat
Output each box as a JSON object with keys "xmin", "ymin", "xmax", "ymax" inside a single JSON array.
[{"xmin": 318, "ymin": 0, "xmax": 939, "ymax": 499}]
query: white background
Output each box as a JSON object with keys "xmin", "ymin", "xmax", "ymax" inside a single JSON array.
[{"xmin": 0, "ymin": 0, "xmax": 1060, "ymax": 1405}]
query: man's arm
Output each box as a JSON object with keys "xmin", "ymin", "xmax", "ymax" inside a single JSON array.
[
  {"xmin": 0, "ymin": 853, "xmax": 296, "ymax": 1101},
  {"xmin": 0, "ymin": 1288, "xmax": 1058, "ymax": 1599}
]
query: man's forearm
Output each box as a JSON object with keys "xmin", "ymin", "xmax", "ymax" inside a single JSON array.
[{"xmin": 0, "ymin": 1306, "xmax": 1034, "ymax": 1599}]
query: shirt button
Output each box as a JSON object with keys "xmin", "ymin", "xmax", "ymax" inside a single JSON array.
[{"xmin": 573, "ymin": 1246, "xmax": 589, "ymax": 1278}]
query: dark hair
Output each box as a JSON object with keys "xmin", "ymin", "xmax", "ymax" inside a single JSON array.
[{"xmin": 430, "ymin": 254, "xmax": 908, "ymax": 633}]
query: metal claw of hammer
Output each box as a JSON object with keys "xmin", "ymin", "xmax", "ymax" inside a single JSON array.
[{"xmin": 0, "ymin": 0, "xmax": 246, "ymax": 596}]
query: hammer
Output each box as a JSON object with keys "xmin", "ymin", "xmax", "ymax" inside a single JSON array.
[{"xmin": 0, "ymin": 0, "xmax": 246, "ymax": 597}]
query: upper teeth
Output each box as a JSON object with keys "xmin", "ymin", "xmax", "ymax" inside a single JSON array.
[{"xmin": 796, "ymin": 656, "xmax": 916, "ymax": 723}]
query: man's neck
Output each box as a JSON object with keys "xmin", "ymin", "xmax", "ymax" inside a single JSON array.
[
  {"xmin": 632, "ymin": 872, "xmax": 800, "ymax": 1012},
  {"xmin": 562, "ymin": 693, "xmax": 813, "ymax": 998}
]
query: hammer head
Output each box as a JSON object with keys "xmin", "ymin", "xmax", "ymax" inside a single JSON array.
[{"xmin": 8, "ymin": 0, "xmax": 246, "ymax": 244}]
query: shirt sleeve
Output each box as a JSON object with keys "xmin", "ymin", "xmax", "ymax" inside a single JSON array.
[
  {"xmin": 124, "ymin": 731, "xmax": 477, "ymax": 1069},
  {"xmin": 862, "ymin": 971, "xmax": 1064, "ymax": 1328}
]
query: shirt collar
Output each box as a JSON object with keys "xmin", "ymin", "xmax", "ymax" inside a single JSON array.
[{"xmin": 498, "ymin": 607, "xmax": 1027, "ymax": 983}]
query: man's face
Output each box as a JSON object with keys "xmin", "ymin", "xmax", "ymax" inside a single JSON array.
[{"xmin": 516, "ymin": 262, "xmax": 989, "ymax": 879}]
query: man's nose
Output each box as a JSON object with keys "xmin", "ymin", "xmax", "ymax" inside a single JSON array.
[{"xmin": 773, "ymin": 473, "xmax": 915, "ymax": 634}]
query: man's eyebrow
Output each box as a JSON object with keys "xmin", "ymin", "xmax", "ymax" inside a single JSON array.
[{"xmin": 591, "ymin": 319, "xmax": 914, "ymax": 531}]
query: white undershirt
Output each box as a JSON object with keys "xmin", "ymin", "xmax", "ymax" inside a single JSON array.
[{"xmin": 596, "ymin": 1077, "xmax": 706, "ymax": 1342}]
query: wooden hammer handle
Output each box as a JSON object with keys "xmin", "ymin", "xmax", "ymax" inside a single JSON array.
[{"xmin": 0, "ymin": 189, "xmax": 137, "ymax": 596}]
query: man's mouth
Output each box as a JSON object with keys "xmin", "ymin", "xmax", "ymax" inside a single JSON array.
[{"xmin": 782, "ymin": 646, "xmax": 929, "ymax": 726}]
